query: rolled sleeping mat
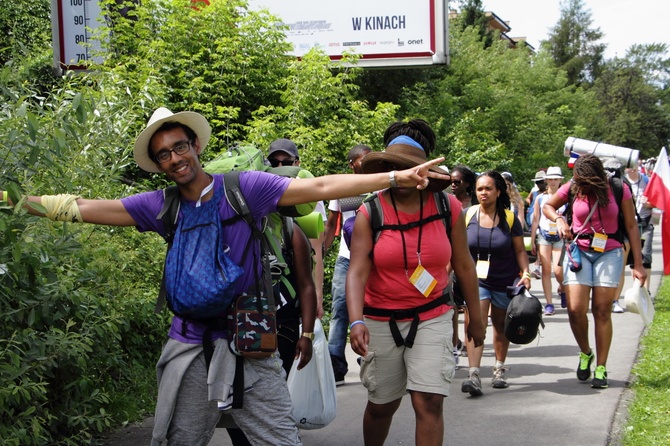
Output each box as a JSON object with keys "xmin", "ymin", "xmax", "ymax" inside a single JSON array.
[
  {"xmin": 564, "ymin": 137, "xmax": 639, "ymax": 168},
  {"xmin": 295, "ymin": 211, "xmax": 325, "ymax": 239},
  {"xmin": 338, "ymin": 194, "xmax": 369, "ymax": 212}
]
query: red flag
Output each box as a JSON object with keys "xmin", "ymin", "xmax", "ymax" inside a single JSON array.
[{"xmin": 644, "ymin": 147, "xmax": 670, "ymax": 274}]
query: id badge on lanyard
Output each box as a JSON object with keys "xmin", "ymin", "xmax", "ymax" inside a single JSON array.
[
  {"xmin": 409, "ymin": 264, "xmax": 438, "ymax": 297},
  {"xmin": 591, "ymin": 233, "xmax": 608, "ymax": 252}
]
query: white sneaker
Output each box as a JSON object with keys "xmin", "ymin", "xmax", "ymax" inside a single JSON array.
[{"xmin": 612, "ymin": 300, "xmax": 624, "ymax": 313}]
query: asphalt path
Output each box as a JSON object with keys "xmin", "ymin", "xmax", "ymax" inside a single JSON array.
[{"xmin": 105, "ymin": 234, "xmax": 662, "ymax": 446}]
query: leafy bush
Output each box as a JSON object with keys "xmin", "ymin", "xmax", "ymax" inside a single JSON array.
[{"xmin": 0, "ymin": 85, "xmax": 169, "ymax": 444}]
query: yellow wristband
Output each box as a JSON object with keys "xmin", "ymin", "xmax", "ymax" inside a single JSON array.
[{"xmin": 522, "ymin": 272, "xmax": 532, "ymax": 279}]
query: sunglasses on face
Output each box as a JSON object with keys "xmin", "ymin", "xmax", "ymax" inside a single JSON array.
[
  {"xmin": 451, "ymin": 180, "xmax": 462, "ymax": 186},
  {"xmin": 268, "ymin": 158, "xmax": 296, "ymax": 167}
]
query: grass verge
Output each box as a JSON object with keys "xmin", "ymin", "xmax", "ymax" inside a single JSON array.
[{"xmin": 623, "ymin": 277, "xmax": 670, "ymax": 445}]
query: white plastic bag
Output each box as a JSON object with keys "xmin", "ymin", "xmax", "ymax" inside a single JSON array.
[
  {"xmin": 624, "ymin": 279, "xmax": 655, "ymax": 326},
  {"xmin": 286, "ymin": 319, "xmax": 337, "ymax": 429}
]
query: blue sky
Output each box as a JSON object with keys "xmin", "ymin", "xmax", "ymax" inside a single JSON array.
[{"xmin": 481, "ymin": 0, "xmax": 669, "ymax": 59}]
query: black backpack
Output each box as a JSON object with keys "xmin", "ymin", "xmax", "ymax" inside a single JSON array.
[{"xmin": 504, "ymin": 285, "xmax": 545, "ymax": 345}]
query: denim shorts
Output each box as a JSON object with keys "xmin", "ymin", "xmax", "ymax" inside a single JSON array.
[
  {"xmin": 536, "ymin": 231, "xmax": 564, "ymax": 249},
  {"xmin": 563, "ymin": 247, "xmax": 624, "ymax": 288},
  {"xmin": 479, "ymin": 286, "xmax": 511, "ymax": 310}
]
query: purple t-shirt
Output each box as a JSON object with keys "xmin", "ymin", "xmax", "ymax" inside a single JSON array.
[
  {"xmin": 556, "ymin": 182, "xmax": 631, "ymax": 251},
  {"xmin": 121, "ymin": 171, "xmax": 291, "ymax": 343}
]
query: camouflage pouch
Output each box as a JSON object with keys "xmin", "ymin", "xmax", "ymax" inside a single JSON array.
[{"xmin": 233, "ymin": 293, "xmax": 277, "ymax": 358}]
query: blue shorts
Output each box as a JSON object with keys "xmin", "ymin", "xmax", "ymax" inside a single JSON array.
[
  {"xmin": 563, "ymin": 247, "xmax": 624, "ymax": 288},
  {"xmin": 479, "ymin": 286, "xmax": 511, "ymax": 310},
  {"xmin": 536, "ymin": 231, "xmax": 564, "ymax": 249}
]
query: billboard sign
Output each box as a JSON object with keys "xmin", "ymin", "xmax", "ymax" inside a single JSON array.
[{"xmin": 248, "ymin": 0, "xmax": 449, "ymax": 67}]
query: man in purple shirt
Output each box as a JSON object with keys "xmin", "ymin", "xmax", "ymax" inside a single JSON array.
[{"xmin": 6, "ymin": 107, "xmax": 450, "ymax": 445}]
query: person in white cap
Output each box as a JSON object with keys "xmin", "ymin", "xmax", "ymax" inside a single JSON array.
[
  {"xmin": 529, "ymin": 166, "xmax": 566, "ymax": 314},
  {"xmin": 1, "ymin": 108, "xmax": 451, "ymax": 445}
]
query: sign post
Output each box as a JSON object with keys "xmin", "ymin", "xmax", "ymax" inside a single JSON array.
[{"xmin": 51, "ymin": 0, "xmax": 105, "ymax": 73}]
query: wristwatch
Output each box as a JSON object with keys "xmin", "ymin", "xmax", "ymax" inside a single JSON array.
[{"xmin": 301, "ymin": 332, "xmax": 315, "ymax": 341}]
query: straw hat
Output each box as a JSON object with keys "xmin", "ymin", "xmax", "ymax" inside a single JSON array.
[
  {"xmin": 361, "ymin": 140, "xmax": 451, "ymax": 192},
  {"xmin": 134, "ymin": 107, "xmax": 212, "ymax": 173},
  {"xmin": 544, "ymin": 166, "xmax": 564, "ymax": 179}
]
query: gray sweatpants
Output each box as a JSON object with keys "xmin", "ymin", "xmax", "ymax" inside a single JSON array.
[{"xmin": 166, "ymin": 350, "xmax": 302, "ymax": 446}]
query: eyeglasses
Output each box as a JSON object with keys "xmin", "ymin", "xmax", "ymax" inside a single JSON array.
[
  {"xmin": 268, "ymin": 158, "xmax": 296, "ymax": 167},
  {"xmin": 451, "ymin": 180, "xmax": 462, "ymax": 186},
  {"xmin": 155, "ymin": 141, "xmax": 192, "ymax": 164}
]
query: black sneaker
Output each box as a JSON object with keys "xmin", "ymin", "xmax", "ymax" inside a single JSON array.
[
  {"xmin": 334, "ymin": 373, "xmax": 345, "ymax": 387},
  {"xmin": 577, "ymin": 351, "xmax": 594, "ymax": 381},
  {"xmin": 591, "ymin": 365, "xmax": 609, "ymax": 389},
  {"xmin": 461, "ymin": 372, "xmax": 483, "ymax": 396}
]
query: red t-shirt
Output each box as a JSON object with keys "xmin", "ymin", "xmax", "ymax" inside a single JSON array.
[{"xmin": 359, "ymin": 191, "xmax": 461, "ymax": 321}]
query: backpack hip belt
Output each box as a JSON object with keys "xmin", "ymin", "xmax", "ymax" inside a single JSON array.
[{"xmin": 363, "ymin": 293, "xmax": 450, "ymax": 348}]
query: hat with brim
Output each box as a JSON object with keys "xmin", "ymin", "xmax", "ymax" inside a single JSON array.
[
  {"xmin": 361, "ymin": 143, "xmax": 451, "ymax": 192},
  {"xmin": 532, "ymin": 170, "xmax": 546, "ymax": 182},
  {"xmin": 544, "ymin": 166, "xmax": 564, "ymax": 180},
  {"xmin": 134, "ymin": 107, "xmax": 212, "ymax": 173}
]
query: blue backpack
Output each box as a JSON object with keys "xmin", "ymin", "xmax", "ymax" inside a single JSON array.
[{"xmin": 158, "ymin": 181, "xmax": 246, "ymax": 318}]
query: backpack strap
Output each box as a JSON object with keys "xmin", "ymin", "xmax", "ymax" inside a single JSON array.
[
  {"xmin": 566, "ymin": 176, "xmax": 629, "ymax": 243},
  {"xmin": 465, "ymin": 204, "xmax": 515, "ymax": 231},
  {"xmin": 365, "ymin": 191, "xmax": 452, "ymax": 244},
  {"xmin": 223, "ymin": 171, "xmax": 274, "ymax": 309},
  {"xmin": 464, "ymin": 205, "xmax": 478, "ymax": 227},
  {"xmin": 434, "ymin": 191, "xmax": 452, "ymax": 238},
  {"xmin": 155, "ymin": 186, "xmax": 181, "ymax": 313}
]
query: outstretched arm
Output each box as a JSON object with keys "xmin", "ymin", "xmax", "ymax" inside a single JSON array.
[
  {"xmin": 5, "ymin": 192, "xmax": 137, "ymax": 226},
  {"xmin": 278, "ymin": 158, "xmax": 448, "ymax": 207}
]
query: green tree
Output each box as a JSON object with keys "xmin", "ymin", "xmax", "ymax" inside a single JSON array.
[
  {"xmin": 590, "ymin": 44, "xmax": 670, "ymax": 158},
  {"xmin": 452, "ymin": 0, "xmax": 495, "ymax": 48},
  {"xmin": 543, "ymin": 0, "xmax": 606, "ymax": 86},
  {"xmin": 0, "ymin": 0, "xmax": 51, "ymax": 65},
  {"xmin": 400, "ymin": 26, "xmax": 597, "ymax": 191},
  {"xmin": 245, "ymin": 50, "xmax": 398, "ymax": 177}
]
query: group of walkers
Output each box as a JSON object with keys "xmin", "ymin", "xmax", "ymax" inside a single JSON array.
[
  {"xmin": 325, "ymin": 123, "xmax": 651, "ymax": 443},
  {"xmin": 3, "ymin": 109, "xmax": 653, "ymax": 445}
]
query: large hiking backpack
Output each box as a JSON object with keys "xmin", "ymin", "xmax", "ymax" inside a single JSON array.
[
  {"xmin": 204, "ymin": 153, "xmax": 315, "ymax": 316},
  {"xmin": 205, "ymin": 143, "xmax": 265, "ymax": 174}
]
